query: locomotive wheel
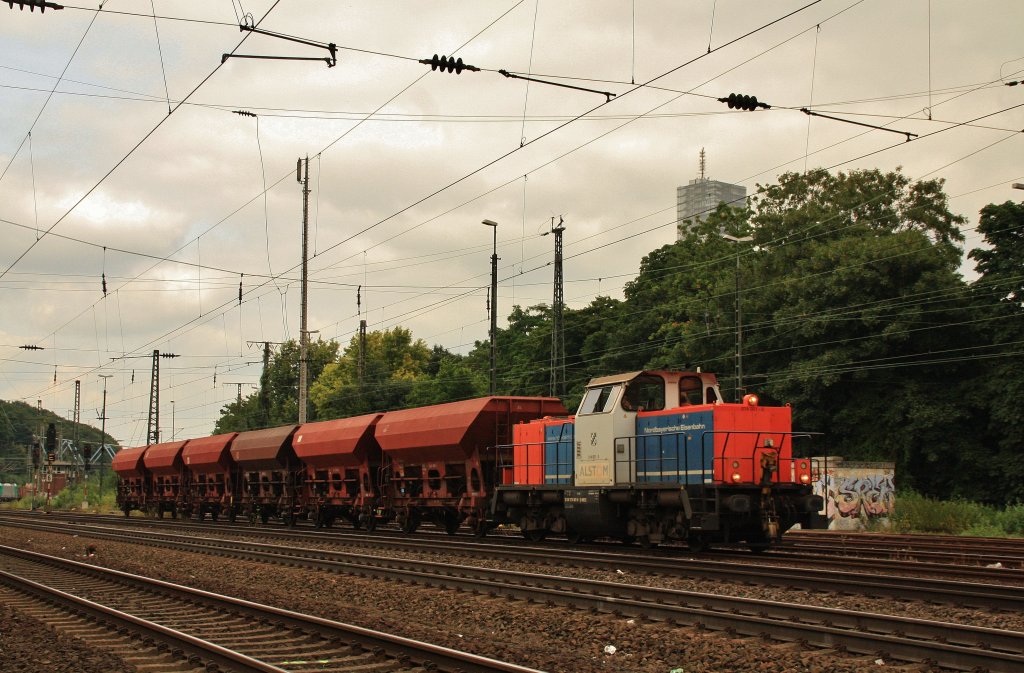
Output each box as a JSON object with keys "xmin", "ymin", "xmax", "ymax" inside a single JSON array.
[
  {"xmin": 687, "ymin": 534, "xmax": 708, "ymax": 553},
  {"xmin": 566, "ymin": 530, "xmax": 584, "ymax": 544},
  {"xmin": 522, "ymin": 529, "xmax": 547, "ymax": 542},
  {"xmin": 637, "ymin": 535, "xmax": 658, "ymax": 549}
]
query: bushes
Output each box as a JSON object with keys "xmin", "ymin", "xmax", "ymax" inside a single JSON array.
[
  {"xmin": 892, "ymin": 491, "xmax": 1024, "ymax": 537},
  {"xmin": 0, "ymin": 475, "xmax": 118, "ymax": 513}
]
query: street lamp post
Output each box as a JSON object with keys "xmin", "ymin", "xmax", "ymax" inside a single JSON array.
[
  {"xmin": 721, "ymin": 234, "xmax": 753, "ymax": 401},
  {"xmin": 482, "ymin": 219, "xmax": 499, "ymax": 396}
]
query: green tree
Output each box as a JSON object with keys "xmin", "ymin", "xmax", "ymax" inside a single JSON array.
[
  {"xmin": 309, "ymin": 327, "xmax": 430, "ymax": 417},
  {"xmin": 213, "ymin": 338, "xmax": 339, "ymax": 433},
  {"xmin": 406, "ymin": 355, "xmax": 486, "ymax": 406},
  {"xmin": 966, "ymin": 201, "xmax": 1024, "ymax": 502}
]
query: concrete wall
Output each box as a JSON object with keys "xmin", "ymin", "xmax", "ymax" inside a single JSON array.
[{"xmin": 814, "ymin": 459, "xmax": 895, "ymax": 530}]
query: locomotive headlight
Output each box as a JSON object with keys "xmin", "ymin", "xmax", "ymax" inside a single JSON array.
[
  {"xmin": 800, "ymin": 474, "xmax": 810, "ymax": 484},
  {"xmin": 743, "ymin": 394, "xmax": 759, "ymax": 407},
  {"xmin": 731, "ymin": 460, "xmax": 740, "ymax": 469},
  {"xmin": 732, "ymin": 472, "xmax": 742, "ymax": 482}
]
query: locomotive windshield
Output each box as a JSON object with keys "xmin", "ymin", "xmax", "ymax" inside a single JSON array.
[
  {"xmin": 578, "ymin": 384, "xmax": 621, "ymax": 414},
  {"xmin": 680, "ymin": 376, "xmax": 702, "ymax": 405},
  {"xmin": 622, "ymin": 375, "xmax": 665, "ymax": 411}
]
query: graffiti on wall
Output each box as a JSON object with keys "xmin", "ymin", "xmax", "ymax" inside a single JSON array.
[{"xmin": 815, "ymin": 466, "xmax": 895, "ymax": 530}]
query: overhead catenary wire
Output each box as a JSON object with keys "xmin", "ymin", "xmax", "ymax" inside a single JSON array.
[
  {"xmin": 0, "ymin": 0, "xmax": 283, "ymax": 282},
  {"xmin": 8, "ymin": 2, "xmax": 1015, "ymax": 430}
]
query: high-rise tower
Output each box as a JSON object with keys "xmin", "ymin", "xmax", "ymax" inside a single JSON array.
[{"xmin": 676, "ymin": 149, "xmax": 746, "ymax": 239}]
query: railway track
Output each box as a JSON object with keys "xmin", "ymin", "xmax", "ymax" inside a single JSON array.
[
  {"xmin": 4, "ymin": 512, "xmax": 1021, "ymax": 610},
  {"xmin": 3, "ymin": 515, "xmax": 1024, "ymax": 671},
  {"xmin": 27, "ymin": 509, "xmax": 1024, "ymax": 571},
  {"xmin": 778, "ymin": 530, "xmax": 1024, "ymax": 567},
  {"xmin": 0, "ymin": 543, "xmax": 545, "ymax": 673}
]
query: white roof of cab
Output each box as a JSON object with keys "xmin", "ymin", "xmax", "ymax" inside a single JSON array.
[{"xmin": 586, "ymin": 371, "xmax": 644, "ymax": 387}]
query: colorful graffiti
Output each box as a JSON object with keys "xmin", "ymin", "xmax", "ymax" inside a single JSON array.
[{"xmin": 815, "ymin": 468, "xmax": 895, "ymax": 530}]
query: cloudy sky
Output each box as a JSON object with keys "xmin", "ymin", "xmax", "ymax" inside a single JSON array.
[{"xmin": 1, "ymin": 0, "xmax": 1021, "ymax": 446}]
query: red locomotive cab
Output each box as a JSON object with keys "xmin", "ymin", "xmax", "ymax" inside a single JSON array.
[{"xmin": 712, "ymin": 396, "xmax": 793, "ymax": 485}]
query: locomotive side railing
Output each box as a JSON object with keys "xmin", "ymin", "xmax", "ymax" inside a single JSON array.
[{"xmin": 496, "ymin": 429, "xmax": 821, "ymax": 488}]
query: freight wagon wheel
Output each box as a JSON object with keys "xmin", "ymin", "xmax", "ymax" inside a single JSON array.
[
  {"xmin": 399, "ymin": 510, "xmax": 420, "ymax": 534},
  {"xmin": 747, "ymin": 541, "xmax": 770, "ymax": 554},
  {"xmin": 442, "ymin": 512, "xmax": 461, "ymax": 535},
  {"xmin": 364, "ymin": 516, "xmax": 376, "ymax": 532},
  {"xmin": 259, "ymin": 509, "xmax": 270, "ymax": 525}
]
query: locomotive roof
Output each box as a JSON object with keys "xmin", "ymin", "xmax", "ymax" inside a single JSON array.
[{"xmin": 586, "ymin": 370, "xmax": 710, "ymax": 388}]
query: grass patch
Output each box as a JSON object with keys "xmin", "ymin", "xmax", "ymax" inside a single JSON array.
[{"xmin": 892, "ymin": 491, "xmax": 1023, "ymax": 537}]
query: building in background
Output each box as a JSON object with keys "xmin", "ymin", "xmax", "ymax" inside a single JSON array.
[{"xmin": 676, "ymin": 149, "xmax": 747, "ymax": 240}]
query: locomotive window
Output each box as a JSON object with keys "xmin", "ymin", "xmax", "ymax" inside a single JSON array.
[
  {"xmin": 623, "ymin": 375, "xmax": 665, "ymax": 411},
  {"xmin": 679, "ymin": 376, "xmax": 702, "ymax": 405},
  {"xmin": 579, "ymin": 384, "xmax": 620, "ymax": 414}
]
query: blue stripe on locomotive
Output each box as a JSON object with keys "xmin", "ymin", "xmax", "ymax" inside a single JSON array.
[
  {"xmin": 634, "ymin": 410, "xmax": 714, "ymax": 484},
  {"xmin": 544, "ymin": 422, "xmax": 573, "ymax": 485}
]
